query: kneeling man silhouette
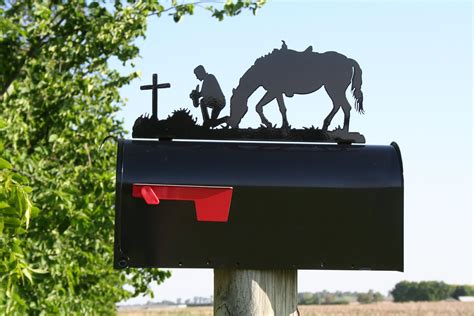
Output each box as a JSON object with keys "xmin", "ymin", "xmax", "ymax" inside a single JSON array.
[{"xmin": 190, "ymin": 65, "xmax": 228, "ymax": 128}]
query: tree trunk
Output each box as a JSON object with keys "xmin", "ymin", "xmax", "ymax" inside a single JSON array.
[{"xmin": 214, "ymin": 269, "xmax": 298, "ymax": 316}]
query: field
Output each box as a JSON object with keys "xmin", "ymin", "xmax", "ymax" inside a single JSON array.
[
  {"xmin": 298, "ymin": 302, "xmax": 474, "ymax": 315},
  {"xmin": 118, "ymin": 302, "xmax": 474, "ymax": 316}
]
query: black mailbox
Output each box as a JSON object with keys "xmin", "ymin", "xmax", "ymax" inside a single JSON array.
[{"xmin": 114, "ymin": 139, "xmax": 403, "ymax": 271}]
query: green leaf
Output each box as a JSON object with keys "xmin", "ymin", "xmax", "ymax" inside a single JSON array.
[
  {"xmin": 29, "ymin": 267, "xmax": 48, "ymax": 274},
  {"xmin": 0, "ymin": 157, "xmax": 12, "ymax": 170},
  {"xmin": 30, "ymin": 206, "xmax": 40, "ymax": 217},
  {"xmin": 0, "ymin": 201, "xmax": 10, "ymax": 208},
  {"xmin": 48, "ymin": 134, "xmax": 58, "ymax": 142},
  {"xmin": 11, "ymin": 173, "xmax": 28, "ymax": 184},
  {"xmin": 1, "ymin": 206, "xmax": 18, "ymax": 216},
  {"xmin": 4, "ymin": 217, "xmax": 20, "ymax": 228},
  {"xmin": 21, "ymin": 268, "xmax": 33, "ymax": 283}
]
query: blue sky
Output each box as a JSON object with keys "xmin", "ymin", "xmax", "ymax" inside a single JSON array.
[{"xmin": 116, "ymin": 0, "xmax": 473, "ymax": 302}]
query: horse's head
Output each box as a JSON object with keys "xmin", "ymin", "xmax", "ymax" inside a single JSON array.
[{"xmin": 227, "ymin": 87, "xmax": 248, "ymax": 128}]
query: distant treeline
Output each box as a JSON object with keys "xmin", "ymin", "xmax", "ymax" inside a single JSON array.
[
  {"xmin": 298, "ymin": 290, "xmax": 384, "ymax": 305},
  {"xmin": 391, "ymin": 281, "xmax": 474, "ymax": 302},
  {"xmin": 298, "ymin": 281, "xmax": 474, "ymax": 305}
]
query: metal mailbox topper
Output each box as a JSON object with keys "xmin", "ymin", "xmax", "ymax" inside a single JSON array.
[{"xmin": 114, "ymin": 42, "xmax": 404, "ymax": 271}]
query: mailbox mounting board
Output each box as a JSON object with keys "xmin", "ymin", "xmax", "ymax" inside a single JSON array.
[{"xmin": 114, "ymin": 140, "xmax": 403, "ymax": 271}]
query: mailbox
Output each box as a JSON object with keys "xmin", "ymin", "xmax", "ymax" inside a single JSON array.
[{"xmin": 114, "ymin": 139, "xmax": 403, "ymax": 271}]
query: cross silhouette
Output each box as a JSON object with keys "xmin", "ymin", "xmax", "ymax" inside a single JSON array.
[{"xmin": 140, "ymin": 73, "xmax": 171, "ymax": 120}]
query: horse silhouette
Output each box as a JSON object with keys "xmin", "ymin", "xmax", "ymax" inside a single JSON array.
[{"xmin": 227, "ymin": 41, "xmax": 364, "ymax": 132}]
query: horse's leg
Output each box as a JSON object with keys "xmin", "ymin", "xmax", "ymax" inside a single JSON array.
[
  {"xmin": 255, "ymin": 91, "xmax": 275, "ymax": 128},
  {"xmin": 322, "ymin": 105, "xmax": 339, "ymax": 131},
  {"xmin": 340, "ymin": 98, "xmax": 351, "ymax": 132},
  {"xmin": 322, "ymin": 85, "xmax": 341, "ymax": 131},
  {"xmin": 325, "ymin": 84, "xmax": 352, "ymax": 132},
  {"xmin": 276, "ymin": 94, "xmax": 289, "ymax": 129}
]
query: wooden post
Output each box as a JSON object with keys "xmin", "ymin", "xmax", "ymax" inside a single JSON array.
[{"xmin": 214, "ymin": 269, "xmax": 298, "ymax": 316}]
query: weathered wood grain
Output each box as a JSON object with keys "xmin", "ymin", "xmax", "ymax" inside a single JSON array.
[{"xmin": 214, "ymin": 269, "xmax": 298, "ymax": 316}]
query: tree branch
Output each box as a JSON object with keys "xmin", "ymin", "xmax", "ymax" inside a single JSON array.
[
  {"xmin": 0, "ymin": 11, "xmax": 68, "ymax": 100},
  {"xmin": 147, "ymin": 1, "xmax": 221, "ymax": 17},
  {"xmin": 0, "ymin": 44, "xmax": 37, "ymax": 99}
]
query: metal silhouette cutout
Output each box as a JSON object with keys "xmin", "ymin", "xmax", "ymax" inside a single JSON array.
[
  {"xmin": 140, "ymin": 74, "xmax": 170, "ymax": 120},
  {"xmin": 132, "ymin": 41, "xmax": 366, "ymax": 143},
  {"xmin": 190, "ymin": 65, "xmax": 228, "ymax": 128}
]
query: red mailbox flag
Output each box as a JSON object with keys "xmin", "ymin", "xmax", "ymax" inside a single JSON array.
[{"xmin": 132, "ymin": 184, "xmax": 233, "ymax": 222}]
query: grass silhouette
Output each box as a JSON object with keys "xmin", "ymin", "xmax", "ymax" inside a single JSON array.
[{"xmin": 132, "ymin": 109, "xmax": 365, "ymax": 144}]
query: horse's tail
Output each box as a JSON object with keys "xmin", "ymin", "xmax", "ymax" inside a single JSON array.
[{"xmin": 349, "ymin": 58, "xmax": 364, "ymax": 114}]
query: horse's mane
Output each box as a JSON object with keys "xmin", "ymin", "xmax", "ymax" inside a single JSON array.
[
  {"xmin": 239, "ymin": 41, "xmax": 314, "ymax": 86},
  {"xmin": 254, "ymin": 49, "xmax": 280, "ymax": 65},
  {"xmin": 238, "ymin": 42, "xmax": 287, "ymax": 86},
  {"xmin": 254, "ymin": 40, "xmax": 289, "ymax": 66}
]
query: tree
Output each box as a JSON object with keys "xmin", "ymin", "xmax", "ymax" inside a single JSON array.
[
  {"xmin": 452, "ymin": 285, "xmax": 474, "ymax": 299},
  {"xmin": 0, "ymin": 141, "xmax": 39, "ymax": 314},
  {"xmin": 391, "ymin": 281, "xmax": 455, "ymax": 302},
  {"xmin": 298, "ymin": 292, "xmax": 317, "ymax": 305},
  {"xmin": 417, "ymin": 281, "xmax": 452, "ymax": 301},
  {"xmin": 356, "ymin": 290, "xmax": 385, "ymax": 304},
  {"xmin": 0, "ymin": 0, "xmax": 265, "ymax": 314},
  {"xmin": 373, "ymin": 291, "xmax": 385, "ymax": 303},
  {"xmin": 391, "ymin": 281, "xmax": 414, "ymax": 302}
]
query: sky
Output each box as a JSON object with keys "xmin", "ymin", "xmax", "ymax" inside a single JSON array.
[{"xmin": 114, "ymin": 0, "xmax": 473, "ymax": 303}]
